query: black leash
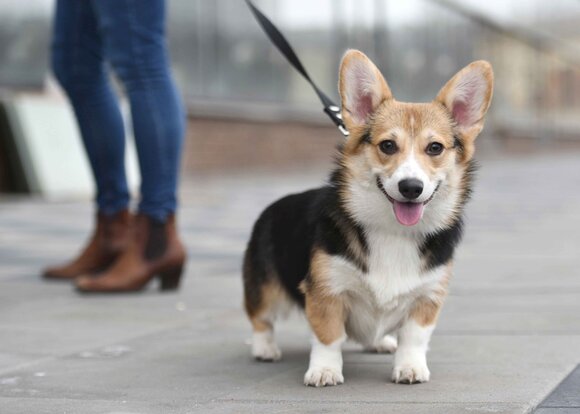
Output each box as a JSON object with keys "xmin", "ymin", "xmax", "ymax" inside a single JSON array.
[{"xmin": 245, "ymin": 0, "xmax": 349, "ymax": 136}]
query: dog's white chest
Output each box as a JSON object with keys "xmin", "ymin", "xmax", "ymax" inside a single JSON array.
[
  {"xmin": 364, "ymin": 232, "xmax": 425, "ymax": 306},
  {"xmin": 326, "ymin": 232, "xmax": 445, "ymax": 346}
]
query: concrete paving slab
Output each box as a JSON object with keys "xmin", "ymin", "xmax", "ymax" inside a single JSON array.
[
  {"xmin": 0, "ymin": 398, "xmax": 528, "ymax": 414},
  {"xmin": 1, "ymin": 152, "xmax": 580, "ymax": 413}
]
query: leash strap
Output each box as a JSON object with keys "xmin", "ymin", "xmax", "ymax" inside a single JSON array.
[{"xmin": 245, "ymin": 0, "xmax": 349, "ymax": 136}]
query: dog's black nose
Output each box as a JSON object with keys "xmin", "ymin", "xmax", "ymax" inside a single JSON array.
[{"xmin": 398, "ymin": 179, "xmax": 423, "ymax": 200}]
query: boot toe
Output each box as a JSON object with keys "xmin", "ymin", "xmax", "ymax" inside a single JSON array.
[
  {"xmin": 42, "ymin": 267, "xmax": 58, "ymax": 278},
  {"xmin": 75, "ymin": 275, "xmax": 96, "ymax": 292},
  {"xmin": 43, "ymin": 266, "xmax": 75, "ymax": 280}
]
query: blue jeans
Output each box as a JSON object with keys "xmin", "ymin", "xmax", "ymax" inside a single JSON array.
[{"xmin": 51, "ymin": 0, "xmax": 184, "ymax": 221}]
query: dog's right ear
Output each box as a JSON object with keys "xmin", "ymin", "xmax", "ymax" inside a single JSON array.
[{"xmin": 339, "ymin": 50, "xmax": 392, "ymax": 133}]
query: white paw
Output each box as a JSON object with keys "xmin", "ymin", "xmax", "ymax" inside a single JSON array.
[
  {"xmin": 304, "ymin": 366, "xmax": 344, "ymax": 387},
  {"xmin": 392, "ymin": 359, "xmax": 430, "ymax": 384},
  {"xmin": 374, "ymin": 334, "xmax": 398, "ymax": 354},
  {"xmin": 251, "ymin": 332, "xmax": 281, "ymax": 362}
]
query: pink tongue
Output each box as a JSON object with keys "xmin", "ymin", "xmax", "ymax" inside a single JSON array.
[{"xmin": 393, "ymin": 201, "xmax": 424, "ymax": 226}]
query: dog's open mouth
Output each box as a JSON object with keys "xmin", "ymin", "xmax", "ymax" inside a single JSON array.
[{"xmin": 376, "ymin": 177, "xmax": 440, "ymax": 226}]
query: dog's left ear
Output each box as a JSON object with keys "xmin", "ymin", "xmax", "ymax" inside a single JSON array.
[{"xmin": 436, "ymin": 61, "xmax": 494, "ymax": 160}]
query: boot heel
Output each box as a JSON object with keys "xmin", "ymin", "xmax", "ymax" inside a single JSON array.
[{"xmin": 159, "ymin": 265, "xmax": 184, "ymax": 291}]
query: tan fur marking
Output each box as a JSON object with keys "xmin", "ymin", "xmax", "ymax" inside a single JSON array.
[
  {"xmin": 411, "ymin": 266, "xmax": 451, "ymax": 327},
  {"xmin": 304, "ymin": 249, "xmax": 346, "ymax": 345},
  {"xmin": 251, "ymin": 318, "xmax": 272, "ymax": 333},
  {"xmin": 246, "ymin": 281, "xmax": 285, "ymax": 332},
  {"xmin": 412, "ymin": 297, "xmax": 444, "ymax": 327}
]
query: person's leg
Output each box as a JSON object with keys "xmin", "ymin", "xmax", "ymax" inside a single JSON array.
[
  {"xmin": 91, "ymin": 0, "xmax": 185, "ymax": 222},
  {"xmin": 44, "ymin": 0, "xmax": 131, "ymax": 280},
  {"xmin": 50, "ymin": 0, "xmax": 130, "ymax": 214},
  {"xmin": 75, "ymin": 0, "xmax": 186, "ymax": 292}
]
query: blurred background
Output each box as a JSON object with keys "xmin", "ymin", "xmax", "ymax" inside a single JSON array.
[
  {"xmin": 0, "ymin": 0, "xmax": 579, "ymax": 196},
  {"xmin": 1, "ymin": 3, "xmax": 580, "ymax": 410}
]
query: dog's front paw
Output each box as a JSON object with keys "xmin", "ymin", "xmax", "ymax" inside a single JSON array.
[
  {"xmin": 392, "ymin": 360, "xmax": 430, "ymax": 384},
  {"xmin": 304, "ymin": 367, "xmax": 344, "ymax": 387}
]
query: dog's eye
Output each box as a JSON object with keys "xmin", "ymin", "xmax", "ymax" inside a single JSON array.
[
  {"xmin": 379, "ymin": 140, "xmax": 398, "ymax": 155},
  {"xmin": 426, "ymin": 142, "xmax": 444, "ymax": 156}
]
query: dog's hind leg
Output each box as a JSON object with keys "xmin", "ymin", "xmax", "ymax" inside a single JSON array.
[
  {"xmin": 243, "ymin": 253, "xmax": 283, "ymax": 361},
  {"xmin": 250, "ymin": 319, "xmax": 281, "ymax": 362},
  {"xmin": 365, "ymin": 334, "xmax": 398, "ymax": 354},
  {"xmin": 246, "ymin": 286, "xmax": 284, "ymax": 361}
]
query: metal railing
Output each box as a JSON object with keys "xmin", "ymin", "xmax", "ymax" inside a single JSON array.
[
  {"xmin": 1, "ymin": 0, "xmax": 579, "ymax": 139},
  {"xmin": 167, "ymin": 0, "xmax": 580, "ymax": 139}
]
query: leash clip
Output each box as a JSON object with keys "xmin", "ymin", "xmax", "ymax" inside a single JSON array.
[{"xmin": 323, "ymin": 106, "xmax": 349, "ymax": 137}]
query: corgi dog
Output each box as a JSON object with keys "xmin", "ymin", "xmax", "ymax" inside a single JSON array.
[{"xmin": 243, "ymin": 50, "xmax": 493, "ymax": 387}]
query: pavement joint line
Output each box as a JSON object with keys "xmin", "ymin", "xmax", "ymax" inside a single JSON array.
[
  {"xmin": 539, "ymin": 407, "xmax": 580, "ymax": 409},
  {"xmin": 434, "ymin": 331, "xmax": 580, "ymax": 336},
  {"xmin": 0, "ymin": 396, "xmax": 201, "ymax": 404},
  {"xmin": 533, "ymin": 364, "xmax": 580, "ymax": 412},
  {"xmin": 210, "ymin": 399, "xmax": 525, "ymax": 406},
  {"xmin": 0, "ymin": 396, "xmax": 524, "ymax": 409},
  {"xmin": 528, "ymin": 363, "xmax": 580, "ymax": 414}
]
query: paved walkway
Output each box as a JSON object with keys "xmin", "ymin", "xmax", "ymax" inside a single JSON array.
[{"xmin": 1, "ymin": 152, "xmax": 579, "ymax": 413}]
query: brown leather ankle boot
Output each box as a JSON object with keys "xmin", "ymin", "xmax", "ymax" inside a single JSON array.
[
  {"xmin": 43, "ymin": 209, "xmax": 131, "ymax": 280},
  {"xmin": 75, "ymin": 213, "xmax": 186, "ymax": 293}
]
